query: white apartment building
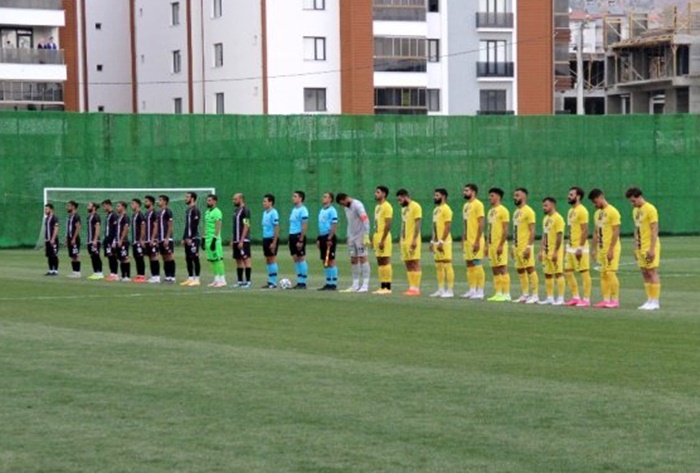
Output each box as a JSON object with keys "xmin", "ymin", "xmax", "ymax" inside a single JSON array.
[
  {"xmin": 61, "ymin": 0, "xmax": 557, "ymax": 115},
  {"xmin": 0, "ymin": 0, "xmax": 67, "ymax": 111}
]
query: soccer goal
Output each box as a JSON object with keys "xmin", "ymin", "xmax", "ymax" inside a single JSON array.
[{"xmin": 37, "ymin": 187, "xmax": 216, "ymax": 249}]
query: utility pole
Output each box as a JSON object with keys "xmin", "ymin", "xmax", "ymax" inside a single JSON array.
[{"xmin": 576, "ymin": 19, "xmax": 586, "ymax": 115}]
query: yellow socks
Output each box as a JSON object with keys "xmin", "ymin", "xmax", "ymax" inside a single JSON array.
[
  {"xmin": 407, "ymin": 271, "xmax": 422, "ymax": 290},
  {"xmin": 445, "ymin": 264, "xmax": 455, "ymax": 290},
  {"xmin": 493, "ymin": 274, "xmax": 502, "ymax": 294},
  {"xmin": 581, "ymin": 271, "xmax": 592, "ymax": 300},
  {"xmin": 475, "ymin": 266, "xmax": 486, "ymax": 290},
  {"xmin": 502, "ymin": 273, "xmax": 511, "ymax": 295},
  {"xmin": 557, "ymin": 275, "xmax": 565, "ymax": 298},
  {"xmin": 649, "ymin": 283, "xmax": 661, "ymax": 300},
  {"xmin": 609, "ymin": 272, "xmax": 620, "ymax": 301},
  {"xmin": 467, "ymin": 266, "xmax": 476, "ymax": 290},
  {"xmin": 601, "ymin": 272, "xmax": 611, "ymax": 300},
  {"xmin": 565, "ymin": 271, "xmax": 580, "ymax": 298},
  {"xmin": 378, "ymin": 264, "xmax": 392, "ymax": 287},
  {"xmin": 436, "ymin": 262, "xmax": 445, "ymax": 288},
  {"xmin": 530, "ymin": 271, "xmax": 539, "ymax": 296},
  {"xmin": 519, "ymin": 272, "xmax": 529, "ymax": 295},
  {"xmin": 545, "ymin": 277, "xmax": 554, "ymax": 298}
]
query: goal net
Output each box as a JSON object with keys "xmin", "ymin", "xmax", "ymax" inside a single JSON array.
[{"xmin": 37, "ymin": 187, "xmax": 216, "ymax": 249}]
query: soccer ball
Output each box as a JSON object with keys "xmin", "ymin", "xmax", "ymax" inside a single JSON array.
[{"xmin": 279, "ymin": 278, "xmax": 293, "ymax": 290}]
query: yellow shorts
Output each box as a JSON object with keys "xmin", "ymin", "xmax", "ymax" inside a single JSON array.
[
  {"xmin": 373, "ymin": 233, "xmax": 392, "ymax": 258},
  {"xmin": 488, "ymin": 243, "xmax": 508, "ymax": 268},
  {"xmin": 636, "ymin": 245, "xmax": 660, "ymax": 270},
  {"xmin": 565, "ymin": 247, "xmax": 590, "ymax": 272},
  {"xmin": 433, "ymin": 241, "xmax": 453, "ymax": 262},
  {"xmin": 514, "ymin": 246, "xmax": 535, "ymax": 270},
  {"xmin": 463, "ymin": 238, "xmax": 485, "ymax": 261},
  {"xmin": 401, "ymin": 241, "xmax": 421, "ymax": 262},
  {"xmin": 597, "ymin": 246, "xmax": 621, "ymax": 272},
  {"xmin": 543, "ymin": 253, "xmax": 565, "ymax": 275}
]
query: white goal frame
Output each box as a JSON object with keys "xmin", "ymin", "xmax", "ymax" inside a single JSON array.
[{"xmin": 38, "ymin": 187, "xmax": 217, "ymax": 249}]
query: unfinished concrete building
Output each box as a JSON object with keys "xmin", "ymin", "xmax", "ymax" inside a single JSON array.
[{"xmin": 606, "ymin": 5, "xmax": 700, "ymax": 114}]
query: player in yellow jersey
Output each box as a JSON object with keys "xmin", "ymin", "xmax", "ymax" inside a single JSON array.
[
  {"xmin": 538, "ymin": 197, "xmax": 566, "ymax": 305},
  {"xmin": 486, "ymin": 188, "xmax": 511, "ymax": 302},
  {"xmin": 625, "ymin": 187, "xmax": 661, "ymax": 310},
  {"xmin": 461, "ymin": 184, "xmax": 486, "ymax": 300},
  {"xmin": 564, "ymin": 187, "xmax": 592, "ymax": 308},
  {"xmin": 589, "ymin": 189, "xmax": 622, "ymax": 309},
  {"xmin": 397, "ymin": 189, "xmax": 422, "ymax": 296},
  {"xmin": 429, "ymin": 188, "xmax": 455, "ymax": 298},
  {"xmin": 373, "ymin": 185, "xmax": 394, "ymax": 294},
  {"xmin": 511, "ymin": 188, "xmax": 539, "ymax": 304}
]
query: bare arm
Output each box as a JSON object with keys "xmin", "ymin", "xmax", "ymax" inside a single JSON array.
[
  {"xmin": 73, "ymin": 221, "xmax": 81, "ymax": 245},
  {"xmin": 300, "ymin": 221, "xmax": 308, "ymax": 241},
  {"xmin": 499, "ymin": 222, "xmax": 508, "ymax": 249},
  {"xmin": 607, "ymin": 225, "xmax": 620, "ymax": 261},
  {"xmin": 94, "ymin": 222, "xmax": 101, "ymax": 245},
  {"xmin": 412, "ymin": 218, "xmax": 421, "ymax": 248},
  {"xmin": 165, "ymin": 220, "xmax": 173, "ymax": 241},
  {"xmin": 578, "ymin": 223, "xmax": 588, "ymax": 248},
  {"xmin": 381, "ymin": 217, "xmax": 392, "ymax": 246},
  {"xmin": 329, "ymin": 222, "xmax": 337, "ymax": 240},
  {"xmin": 272, "ymin": 224, "xmax": 279, "ymax": 247},
  {"xmin": 121, "ymin": 224, "xmax": 129, "ymax": 245},
  {"xmin": 138, "ymin": 220, "xmax": 145, "ymax": 244},
  {"xmin": 440, "ymin": 221, "xmax": 451, "ymax": 242},
  {"xmin": 50, "ymin": 222, "xmax": 59, "ymax": 244}
]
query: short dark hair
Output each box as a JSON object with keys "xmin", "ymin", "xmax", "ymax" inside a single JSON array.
[
  {"xmin": 187, "ymin": 191, "xmax": 198, "ymax": 201},
  {"xmin": 144, "ymin": 195, "xmax": 155, "ymax": 205},
  {"xmin": 208, "ymin": 194, "xmax": 218, "ymax": 202},
  {"xmin": 45, "ymin": 203, "xmax": 54, "ymax": 210},
  {"xmin": 101, "ymin": 199, "xmax": 112, "ymax": 206},
  {"xmin": 515, "ymin": 187, "xmax": 529, "ymax": 195},
  {"xmin": 588, "ymin": 188, "xmax": 604, "ymax": 201},
  {"xmin": 67, "ymin": 200, "xmax": 78, "ymax": 208},
  {"xmin": 465, "ymin": 183, "xmax": 478, "ymax": 194},
  {"xmin": 543, "ymin": 197, "xmax": 557, "ymax": 204},
  {"xmin": 263, "ymin": 193, "xmax": 274, "ymax": 205},
  {"xmin": 131, "ymin": 198, "xmax": 142, "ymax": 206},
  {"xmin": 434, "ymin": 188, "xmax": 448, "ymax": 198},
  {"xmin": 396, "ymin": 188, "xmax": 409, "ymax": 197},
  {"xmin": 158, "ymin": 195, "xmax": 170, "ymax": 204},
  {"xmin": 625, "ymin": 187, "xmax": 643, "ymax": 199},
  {"xmin": 488, "ymin": 187, "xmax": 504, "ymax": 198},
  {"xmin": 294, "ymin": 190, "xmax": 306, "ymax": 202},
  {"xmin": 325, "ymin": 192, "xmax": 335, "ymax": 202},
  {"xmin": 569, "ymin": 186, "xmax": 585, "ymax": 199},
  {"xmin": 376, "ymin": 185, "xmax": 389, "ymax": 197},
  {"xmin": 335, "ymin": 193, "xmax": 347, "ymax": 204},
  {"xmin": 118, "ymin": 201, "xmax": 128, "ymax": 209}
]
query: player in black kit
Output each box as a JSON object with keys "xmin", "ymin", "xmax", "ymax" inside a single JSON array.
[
  {"xmin": 155, "ymin": 195, "xmax": 176, "ymax": 283},
  {"xmin": 86, "ymin": 202, "xmax": 104, "ymax": 280},
  {"xmin": 65, "ymin": 200, "xmax": 82, "ymax": 278},
  {"xmin": 130, "ymin": 199, "xmax": 147, "ymax": 282},
  {"xmin": 115, "ymin": 201, "xmax": 131, "ymax": 281},
  {"xmin": 181, "ymin": 192, "xmax": 202, "ymax": 286},
  {"xmin": 144, "ymin": 195, "xmax": 161, "ymax": 283},
  {"xmin": 43, "ymin": 203, "xmax": 59, "ymax": 276}
]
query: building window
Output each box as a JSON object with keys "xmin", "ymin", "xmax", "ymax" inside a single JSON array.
[
  {"xmin": 215, "ymin": 93, "xmax": 225, "ymax": 114},
  {"xmin": 374, "ymin": 88, "xmax": 428, "ymax": 115},
  {"xmin": 213, "ymin": 0, "xmax": 223, "ymax": 18},
  {"xmin": 303, "ymin": 0, "xmax": 325, "ymax": 10},
  {"xmin": 95, "ymin": 23, "xmax": 102, "ymax": 30},
  {"xmin": 373, "ymin": 0, "xmax": 426, "ymax": 22},
  {"xmin": 374, "ymin": 37, "xmax": 427, "ymax": 72},
  {"xmin": 427, "ymin": 89, "xmax": 440, "ymax": 111},
  {"xmin": 477, "ymin": 40, "xmax": 513, "ymax": 77},
  {"xmin": 97, "ymin": 106, "xmax": 105, "ymax": 112},
  {"xmin": 96, "ymin": 64, "xmax": 103, "ymax": 71},
  {"xmin": 304, "ymin": 88, "xmax": 327, "ymax": 112},
  {"xmin": 174, "ymin": 98, "xmax": 183, "ymax": 114},
  {"xmin": 428, "ymin": 39, "xmax": 440, "ymax": 62},
  {"xmin": 428, "ymin": 0, "xmax": 439, "ymax": 12},
  {"xmin": 214, "ymin": 43, "xmax": 224, "ymax": 67},
  {"xmin": 303, "ymin": 37, "xmax": 326, "ymax": 61},
  {"xmin": 171, "ymin": 2, "xmax": 180, "ymax": 26},
  {"xmin": 479, "ymin": 89, "xmax": 508, "ymax": 114},
  {"xmin": 172, "ymin": 50, "xmax": 181, "ymax": 73}
]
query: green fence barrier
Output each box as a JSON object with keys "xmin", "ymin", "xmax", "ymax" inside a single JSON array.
[{"xmin": 1, "ymin": 113, "xmax": 699, "ymax": 247}]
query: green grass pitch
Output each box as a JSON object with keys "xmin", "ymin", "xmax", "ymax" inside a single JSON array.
[{"xmin": 1, "ymin": 237, "xmax": 699, "ymax": 472}]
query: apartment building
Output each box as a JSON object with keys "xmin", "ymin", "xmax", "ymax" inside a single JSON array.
[
  {"xmin": 59, "ymin": 0, "xmax": 564, "ymax": 115},
  {"xmin": 0, "ymin": 0, "xmax": 67, "ymax": 111}
]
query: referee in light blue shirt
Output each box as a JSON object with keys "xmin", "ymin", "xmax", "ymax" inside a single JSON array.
[
  {"xmin": 317, "ymin": 192, "xmax": 339, "ymax": 291},
  {"xmin": 261, "ymin": 194, "xmax": 280, "ymax": 289},
  {"xmin": 289, "ymin": 190, "xmax": 309, "ymax": 289}
]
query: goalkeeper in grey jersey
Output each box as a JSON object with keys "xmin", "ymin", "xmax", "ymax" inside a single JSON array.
[{"xmin": 336, "ymin": 193, "xmax": 371, "ymax": 293}]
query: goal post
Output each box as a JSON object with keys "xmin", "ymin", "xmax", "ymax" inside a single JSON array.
[{"xmin": 38, "ymin": 187, "xmax": 216, "ymax": 249}]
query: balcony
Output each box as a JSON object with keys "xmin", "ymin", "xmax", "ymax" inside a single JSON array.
[
  {"xmin": 0, "ymin": 81, "xmax": 63, "ymax": 102},
  {"xmin": 0, "ymin": 48, "xmax": 64, "ymax": 65},
  {"xmin": 374, "ymin": 57, "xmax": 427, "ymax": 73},
  {"xmin": 0, "ymin": 0, "xmax": 63, "ymax": 9},
  {"xmin": 374, "ymin": 5, "xmax": 426, "ymax": 22},
  {"xmin": 476, "ymin": 12, "xmax": 514, "ymax": 29},
  {"xmin": 476, "ymin": 62, "xmax": 514, "ymax": 78},
  {"xmin": 477, "ymin": 110, "xmax": 514, "ymax": 115}
]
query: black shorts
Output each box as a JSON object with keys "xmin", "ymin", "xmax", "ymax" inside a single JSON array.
[
  {"xmin": 233, "ymin": 241, "xmax": 252, "ymax": 260},
  {"xmin": 159, "ymin": 241, "xmax": 174, "ymax": 256},
  {"xmin": 145, "ymin": 242, "xmax": 159, "ymax": 258},
  {"xmin": 103, "ymin": 239, "xmax": 115, "ymax": 258},
  {"xmin": 318, "ymin": 235, "xmax": 337, "ymax": 261},
  {"xmin": 45, "ymin": 241, "xmax": 58, "ymax": 258},
  {"xmin": 87, "ymin": 241, "xmax": 101, "ymax": 256},
  {"xmin": 66, "ymin": 237, "xmax": 80, "ymax": 258},
  {"xmin": 185, "ymin": 238, "xmax": 200, "ymax": 258},
  {"xmin": 132, "ymin": 242, "xmax": 144, "ymax": 258},
  {"xmin": 288, "ymin": 234, "xmax": 306, "ymax": 257},
  {"xmin": 262, "ymin": 238, "xmax": 278, "ymax": 257},
  {"xmin": 118, "ymin": 242, "xmax": 130, "ymax": 260}
]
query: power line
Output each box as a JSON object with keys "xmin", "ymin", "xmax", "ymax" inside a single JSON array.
[{"xmin": 77, "ymin": 33, "xmax": 556, "ymax": 87}]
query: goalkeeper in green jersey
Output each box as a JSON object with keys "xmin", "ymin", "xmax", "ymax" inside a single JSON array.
[{"xmin": 204, "ymin": 194, "xmax": 227, "ymax": 287}]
